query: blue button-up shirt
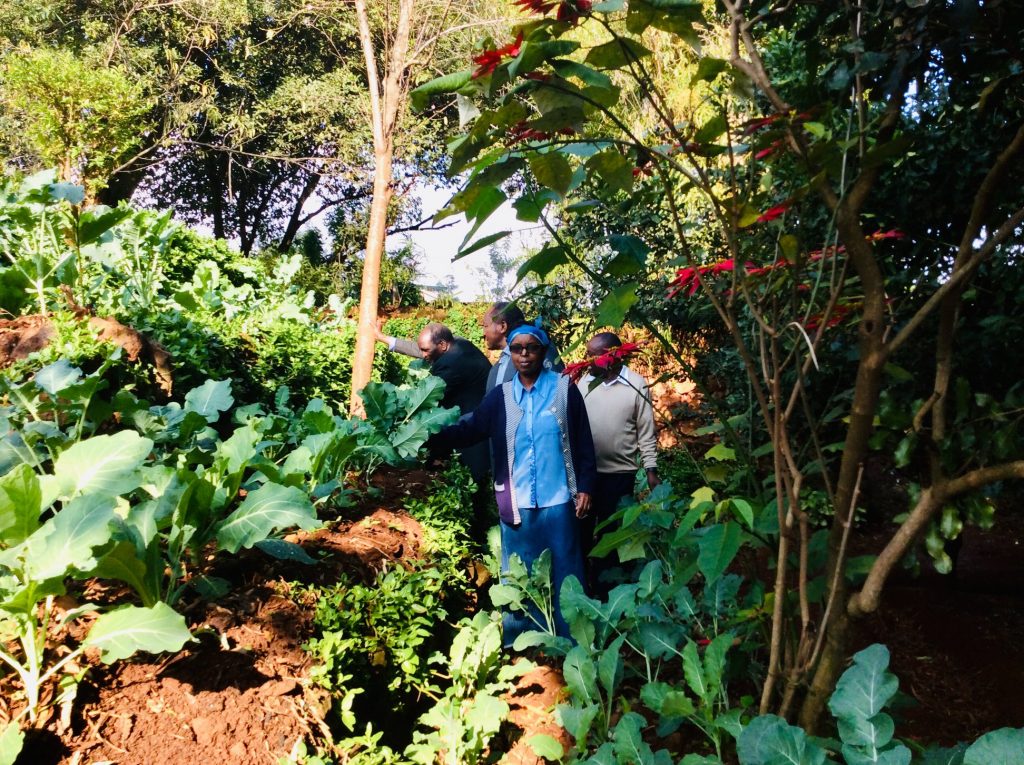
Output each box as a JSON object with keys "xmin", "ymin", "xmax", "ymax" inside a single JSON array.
[{"xmin": 511, "ymin": 369, "xmax": 570, "ymax": 509}]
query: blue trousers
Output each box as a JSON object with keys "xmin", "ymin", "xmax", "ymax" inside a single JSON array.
[{"xmin": 500, "ymin": 501, "xmax": 584, "ymax": 647}]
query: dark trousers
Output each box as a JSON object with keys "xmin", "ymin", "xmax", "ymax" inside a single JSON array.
[{"xmin": 580, "ymin": 471, "xmax": 637, "ymax": 599}]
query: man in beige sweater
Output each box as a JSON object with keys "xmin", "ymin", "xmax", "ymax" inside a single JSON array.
[{"xmin": 576, "ymin": 332, "xmax": 660, "ymax": 596}]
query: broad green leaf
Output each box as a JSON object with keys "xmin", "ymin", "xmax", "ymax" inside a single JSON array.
[
  {"xmin": 556, "ymin": 702, "xmax": 599, "ymax": 744},
  {"xmin": 17, "ymin": 493, "xmax": 118, "ymax": 582},
  {"xmin": 459, "ymin": 186, "xmax": 507, "ymax": 245},
  {"xmin": 963, "ymin": 727, "xmax": 1024, "ymax": 765},
  {"xmin": 360, "ymin": 382, "xmax": 399, "ymax": 429},
  {"xmin": 0, "ymin": 720, "xmax": 23, "ymax": 765},
  {"xmin": 84, "ymin": 602, "xmax": 193, "ymax": 663},
  {"xmin": 694, "ymin": 57, "xmax": 729, "ymax": 82},
  {"xmin": 455, "ymin": 230, "xmax": 512, "ymax": 260},
  {"xmin": 595, "ymin": 282, "xmax": 639, "ymax": 327},
  {"xmin": 510, "ymin": 40, "xmax": 580, "ymax": 78},
  {"xmin": 714, "ymin": 708, "xmax": 744, "ymax": 738},
  {"xmin": 737, "ymin": 715, "xmax": 827, "ymax": 765},
  {"xmin": 682, "ymin": 640, "xmax": 708, "ymax": 700},
  {"xmin": 465, "ymin": 693, "xmax": 508, "ymax": 736},
  {"xmin": 517, "ymin": 244, "xmax": 569, "ymax": 281},
  {"xmin": 637, "ymin": 621, "xmax": 684, "ymax": 660},
  {"xmin": 587, "ymin": 149, "xmax": 634, "ymax": 194},
  {"xmin": 611, "ymin": 712, "xmax": 647, "ymax": 763},
  {"xmin": 215, "ymin": 483, "xmax": 320, "ymax": 553},
  {"xmin": 390, "ymin": 407, "xmax": 460, "ymax": 459},
  {"xmin": 842, "ymin": 744, "xmax": 911, "ymax": 765},
  {"xmin": 597, "ymin": 634, "xmax": 626, "ymax": 696},
  {"xmin": 49, "ymin": 181, "xmax": 85, "ymax": 204},
  {"xmin": 77, "ymin": 206, "xmax": 132, "ymax": 246},
  {"xmin": 697, "ymin": 522, "xmax": 742, "ymax": 584},
  {"xmin": 609, "ymin": 233, "xmax": 650, "ymax": 261},
  {"xmin": 703, "ymin": 632, "xmax": 733, "ymax": 694},
  {"xmin": 397, "ymin": 375, "xmax": 447, "ymax": 420},
  {"xmin": 530, "ymin": 152, "xmax": 573, "ymax": 197},
  {"xmin": 89, "ymin": 541, "xmax": 157, "ymax": 606},
  {"xmin": 34, "ymin": 360, "xmax": 83, "ymax": 395},
  {"xmin": 563, "ymin": 645, "xmax": 599, "ymax": 703},
  {"xmin": 730, "ymin": 499, "xmax": 755, "ymax": 529},
  {"xmin": 637, "ymin": 559, "xmax": 663, "ymax": 597},
  {"xmin": 254, "ymin": 539, "xmax": 317, "ymax": 565},
  {"xmin": 585, "ymin": 37, "xmax": 653, "ymax": 69},
  {"xmin": 184, "ymin": 379, "xmax": 233, "ymax": 421},
  {"xmin": 216, "ymin": 422, "xmax": 262, "ymax": 477},
  {"xmin": 488, "ymin": 583, "xmax": 525, "ymax": 609},
  {"xmin": 604, "ymin": 252, "xmax": 644, "ymax": 277},
  {"xmin": 513, "ymin": 189, "xmax": 560, "ymax": 221},
  {"xmin": 410, "ymin": 70, "xmax": 473, "ymax": 111},
  {"xmin": 828, "ymin": 644, "xmax": 899, "ymax": 724},
  {"xmin": 705, "ymin": 442, "xmax": 736, "ymax": 461},
  {"xmin": 641, "ymin": 681, "xmax": 694, "ymax": 717},
  {"xmin": 550, "ymin": 60, "xmax": 613, "ymax": 89},
  {"xmin": 694, "ymin": 113, "xmax": 728, "ymax": 144},
  {"xmin": 0, "ymin": 464, "xmax": 41, "ymax": 545},
  {"xmin": 52, "ymin": 431, "xmax": 153, "ymax": 499},
  {"xmin": 527, "ymin": 734, "xmax": 564, "ymax": 761}
]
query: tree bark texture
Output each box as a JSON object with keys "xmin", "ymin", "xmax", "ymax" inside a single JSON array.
[{"xmin": 349, "ymin": 0, "xmax": 414, "ymax": 415}]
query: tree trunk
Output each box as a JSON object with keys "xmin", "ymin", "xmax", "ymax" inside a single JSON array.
[
  {"xmin": 349, "ymin": 0, "xmax": 414, "ymax": 415},
  {"xmin": 278, "ymin": 172, "xmax": 322, "ymax": 252}
]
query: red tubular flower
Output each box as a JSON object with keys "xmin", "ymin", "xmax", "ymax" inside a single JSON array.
[
  {"xmin": 472, "ymin": 32, "xmax": 524, "ymax": 78},
  {"xmin": 754, "ymin": 139, "xmax": 784, "ymax": 160},
  {"xmin": 867, "ymin": 229, "xmax": 905, "ymax": 241},
  {"xmin": 562, "ymin": 360, "xmax": 591, "ymax": 383},
  {"xmin": 806, "ymin": 302, "xmax": 856, "ymax": 332},
  {"xmin": 505, "ymin": 120, "xmax": 575, "ymax": 145},
  {"xmin": 740, "ymin": 114, "xmax": 781, "ymax": 135},
  {"xmin": 667, "ymin": 260, "xmax": 736, "ymax": 298},
  {"xmin": 563, "ymin": 343, "xmax": 641, "ymax": 382},
  {"xmin": 745, "ymin": 258, "xmax": 789, "ymax": 277},
  {"xmin": 755, "ymin": 200, "xmax": 793, "ymax": 223}
]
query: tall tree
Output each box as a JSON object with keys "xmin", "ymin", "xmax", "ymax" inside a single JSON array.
[{"xmin": 348, "ymin": 0, "xmax": 508, "ymax": 412}]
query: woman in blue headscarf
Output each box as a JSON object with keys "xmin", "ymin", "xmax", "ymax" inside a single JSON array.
[{"xmin": 429, "ymin": 324, "xmax": 596, "ymax": 646}]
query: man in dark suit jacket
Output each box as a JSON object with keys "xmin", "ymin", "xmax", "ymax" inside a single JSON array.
[
  {"xmin": 376, "ymin": 323, "xmax": 491, "ymax": 482},
  {"xmin": 481, "ymin": 301, "xmax": 563, "ymax": 392}
]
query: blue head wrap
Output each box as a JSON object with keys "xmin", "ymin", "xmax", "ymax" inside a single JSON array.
[{"xmin": 507, "ymin": 324, "xmax": 550, "ymax": 347}]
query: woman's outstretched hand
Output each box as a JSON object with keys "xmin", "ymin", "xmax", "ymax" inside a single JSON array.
[{"xmin": 575, "ymin": 492, "xmax": 592, "ymax": 518}]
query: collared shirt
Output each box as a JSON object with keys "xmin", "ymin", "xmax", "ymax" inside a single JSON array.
[
  {"xmin": 579, "ymin": 366, "xmax": 659, "ymax": 473},
  {"xmin": 511, "ymin": 369, "xmax": 570, "ymax": 508},
  {"xmin": 494, "ymin": 346, "xmax": 511, "ymax": 384}
]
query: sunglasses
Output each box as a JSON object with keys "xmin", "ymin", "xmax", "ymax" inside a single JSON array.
[{"xmin": 508, "ymin": 343, "xmax": 544, "ymax": 355}]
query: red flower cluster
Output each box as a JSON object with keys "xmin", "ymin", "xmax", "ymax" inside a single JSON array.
[
  {"xmin": 515, "ymin": 0, "xmax": 592, "ymax": 24},
  {"xmin": 754, "ymin": 139, "xmax": 784, "ymax": 160},
  {"xmin": 741, "ymin": 111, "xmax": 813, "ymax": 136},
  {"xmin": 668, "ymin": 259, "xmax": 738, "ymax": 298},
  {"xmin": 755, "ymin": 200, "xmax": 793, "ymax": 223},
  {"xmin": 506, "ymin": 120, "xmax": 574, "ymax": 145},
  {"xmin": 632, "ymin": 162, "xmax": 654, "ymax": 177},
  {"xmin": 563, "ymin": 343, "xmax": 640, "ymax": 383},
  {"xmin": 666, "ymin": 231, "xmax": 906, "ymax": 300},
  {"xmin": 805, "ymin": 301, "xmax": 858, "ymax": 332},
  {"xmin": 472, "ymin": 32, "xmax": 524, "ymax": 78}
]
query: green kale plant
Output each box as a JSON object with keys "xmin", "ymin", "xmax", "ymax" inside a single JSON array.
[{"xmin": 737, "ymin": 644, "xmax": 1024, "ymax": 765}]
